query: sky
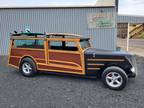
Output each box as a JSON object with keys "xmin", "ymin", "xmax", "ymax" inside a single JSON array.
[{"xmin": 0, "ymin": 0, "xmax": 144, "ymax": 16}]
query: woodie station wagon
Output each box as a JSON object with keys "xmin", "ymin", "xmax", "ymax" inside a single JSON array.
[{"xmin": 8, "ymin": 32, "xmax": 137, "ymax": 90}]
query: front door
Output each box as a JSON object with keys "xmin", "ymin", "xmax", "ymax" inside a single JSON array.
[{"xmin": 47, "ymin": 40, "xmax": 84, "ymax": 74}]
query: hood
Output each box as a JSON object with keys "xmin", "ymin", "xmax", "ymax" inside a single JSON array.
[{"xmin": 84, "ymin": 48, "xmax": 132, "ymax": 56}]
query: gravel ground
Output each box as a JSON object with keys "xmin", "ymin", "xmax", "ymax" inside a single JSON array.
[{"xmin": 0, "ymin": 56, "xmax": 144, "ymax": 108}]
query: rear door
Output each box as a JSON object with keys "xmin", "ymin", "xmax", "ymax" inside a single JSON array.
[{"xmin": 47, "ymin": 40, "xmax": 84, "ymax": 74}]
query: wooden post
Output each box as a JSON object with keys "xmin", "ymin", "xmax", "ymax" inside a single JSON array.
[{"xmin": 126, "ymin": 23, "xmax": 130, "ymax": 51}]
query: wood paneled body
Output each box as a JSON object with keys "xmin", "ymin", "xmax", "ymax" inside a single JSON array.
[
  {"xmin": 9, "ymin": 48, "xmax": 46, "ymax": 67},
  {"xmin": 8, "ymin": 37, "xmax": 85, "ymax": 75},
  {"xmin": 37, "ymin": 50, "xmax": 83, "ymax": 74}
]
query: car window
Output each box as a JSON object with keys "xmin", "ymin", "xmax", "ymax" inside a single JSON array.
[
  {"xmin": 80, "ymin": 40, "xmax": 90, "ymax": 49},
  {"xmin": 14, "ymin": 39, "xmax": 44, "ymax": 49},
  {"xmin": 65, "ymin": 42, "xmax": 77, "ymax": 47},
  {"xmin": 49, "ymin": 41, "xmax": 62, "ymax": 47},
  {"xmin": 49, "ymin": 41, "xmax": 78, "ymax": 51}
]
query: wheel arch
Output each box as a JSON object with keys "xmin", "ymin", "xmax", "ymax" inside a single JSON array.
[
  {"xmin": 19, "ymin": 55, "xmax": 38, "ymax": 70},
  {"xmin": 99, "ymin": 62, "xmax": 129, "ymax": 77}
]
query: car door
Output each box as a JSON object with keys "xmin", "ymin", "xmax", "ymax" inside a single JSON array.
[{"xmin": 47, "ymin": 39, "xmax": 84, "ymax": 75}]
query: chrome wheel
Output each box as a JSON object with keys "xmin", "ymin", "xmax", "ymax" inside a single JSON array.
[
  {"xmin": 22, "ymin": 62, "xmax": 32, "ymax": 74},
  {"xmin": 106, "ymin": 72, "xmax": 123, "ymax": 88}
]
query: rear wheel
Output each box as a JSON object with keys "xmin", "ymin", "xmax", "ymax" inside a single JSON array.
[
  {"xmin": 102, "ymin": 66, "xmax": 128, "ymax": 90},
  {"xmin": 20, "ymin": 58, "xmax": 37, "ymax": 77}
]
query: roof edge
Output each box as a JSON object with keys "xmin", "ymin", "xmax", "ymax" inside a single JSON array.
[
  {"xmin": 0, "ymin": 5, "xmax": 115, "ymax": 9},
  {"xmin": 118, "ymin": 14, "xmax": 144, "ymax": 18}
]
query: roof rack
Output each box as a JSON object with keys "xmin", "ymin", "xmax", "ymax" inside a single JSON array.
[
  {"xmin": 11, "ymin": 32, "xmax": 45, "ymax": 36},
  {"xmin": 46, "ymin": 33, "xmax": 82, "ymax": 38},
  {"xmin": 10, "ymin": 31, "xmax": 86, "ymax": 39},
  {"xmin": 46, "ymin": 33, "xmax": 82, "ymax": 37}
]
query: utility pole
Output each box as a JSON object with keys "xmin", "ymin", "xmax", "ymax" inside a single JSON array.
[{"xmin": 126, "ymin": 23, "xmax": 130, "ymax": 51}]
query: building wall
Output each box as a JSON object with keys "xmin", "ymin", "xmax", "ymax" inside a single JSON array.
[
  {"xmin": 118, "ymin": 15, "xmax": 144, "ymax": 23},
  {"xmin": 0, "ymin": 7, "xmax": 117, "ymax": 55}
]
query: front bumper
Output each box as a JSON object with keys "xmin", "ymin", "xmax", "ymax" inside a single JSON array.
[
  {"xmin": 128, "ymin": 67, "xmax": 137, "ymax": 78},
  {"xmin": 126, "ymin": 55, "xmax": 137, "ymax": 78}
]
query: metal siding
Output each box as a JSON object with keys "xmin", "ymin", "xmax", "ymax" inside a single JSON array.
[
  {"xmin": 118, "ymin": 15, "xmax": 144, "ymax": 23},
  {"xmin": 0, "ymin": 8, "xmax": 116, "ymax": 55}
]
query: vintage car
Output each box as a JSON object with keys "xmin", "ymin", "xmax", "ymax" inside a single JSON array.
[{"xmin": 8, "ymin": 32, "xmax": 137, "ymax": 90}]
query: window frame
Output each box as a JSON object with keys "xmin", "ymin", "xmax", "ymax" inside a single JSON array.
[
  {"xmin": 12, "ymin": 38, "xmax": 45, "ymax": 50},
  {"xmin": 48, "ymin": 40, "xmax": 80, "ymax": 52}
]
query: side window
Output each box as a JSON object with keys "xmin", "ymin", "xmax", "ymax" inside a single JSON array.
[
  {"xmin": 49, "ymin": 41, "xmax": 78, "ymax": 51},
  {"xmin": 49, "ymin": 41, "xmax": 62, "ymax": 47},
  {"xmin": 65, "ymin": 42, "xmax": 78, "ymax": 51},
  {"xmin": 14, "ymin": 39, "xmax": 44, "ymax": 49},
  {"xmin": 49, "ymin": 41, "xmax": 63, "ymax": 50}
]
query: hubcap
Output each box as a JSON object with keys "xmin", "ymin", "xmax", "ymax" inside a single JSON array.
[
  {"xmin": 106, "ymin": 72, "xmax": 123, "ymax": 88},
  {"xmin": 22, "ymin": 62, "xmax": 32, "ymax": 74}
]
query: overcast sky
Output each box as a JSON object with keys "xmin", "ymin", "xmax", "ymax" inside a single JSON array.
[{"xmin": 0, "ymin": 0, "xmax": 144, "ymax": 16}]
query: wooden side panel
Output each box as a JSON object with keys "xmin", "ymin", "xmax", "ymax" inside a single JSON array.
[
  {"xmin": 9, "ymin": 48, "xmax": 45, "ymax": 67},
  {"xmin": 40, "ymin": 51, "xmax": 84, "ymax": 74},
  {"xmin": 49, "ymin": 52, "xmax": 82, "ymax": 66},
  {"xmin": 11, "ymin": 48, "xmax": 45, "ymax": 59},
  {"xmin": 9, "ymin": 57, "xmax": 20, "ymax": 67}
]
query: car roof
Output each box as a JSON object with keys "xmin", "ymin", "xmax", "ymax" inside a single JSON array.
[
  {"xmin": 46, "ymin": 33, "xmax": 82, "ymax": 37},
  {"xmin": 11, "ymin": 32, "xmax": 90, "ymax": 40}
]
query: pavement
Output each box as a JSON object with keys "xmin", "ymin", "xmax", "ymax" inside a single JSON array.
[
  {"xmin": 0, "ymin": 56, "xmax": 144, "ymax": 108},
  {"xmin": 117, "ymin": 39, "xmax": 144, "ymax": 57}
]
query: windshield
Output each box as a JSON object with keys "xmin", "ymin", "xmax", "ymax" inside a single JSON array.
[{"xmin": 80, "ymin": 39, "xmax": 91, "ymax": 49}]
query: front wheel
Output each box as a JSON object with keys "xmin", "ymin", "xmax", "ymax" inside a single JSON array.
[
  {"xmin": 20, "ymin": 58, "xmax": 37, "ymax": 77},
  {"xmin": 102, "ymin": 66, "xmax": 128, "ymax": 90}
]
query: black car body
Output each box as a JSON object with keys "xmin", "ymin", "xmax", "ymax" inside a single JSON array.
[{"xmin": 84, "ymin": 48, "xmax": 137, "ymax": 78}]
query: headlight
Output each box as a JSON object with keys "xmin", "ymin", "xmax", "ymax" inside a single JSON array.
[{"xmin": 131, "ymin": 67, "xmax": 135, "ymax": 73}]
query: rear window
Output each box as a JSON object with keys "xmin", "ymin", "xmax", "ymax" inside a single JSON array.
[{"xmin": 13, "ymin": 39, "xmax": 44, "ymax": 49}]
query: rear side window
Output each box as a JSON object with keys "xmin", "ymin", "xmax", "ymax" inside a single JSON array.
[
  {"xmin": 49, "ymin": 41, "xmax": 62, "ymax": 47},
  {"xmin": 49, "ymin": 41, "xmax": 78, "ymax": 51},
  {"xmin": 14, "ymin": 39, "xmax": 44, "ymax": 49}
]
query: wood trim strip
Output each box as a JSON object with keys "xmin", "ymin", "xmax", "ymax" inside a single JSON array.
[
  {"xmin": 49, "ymin": 59, "xmax": 81, "ymax": 68},
  {"xmin": 8, "ymin": 40, "xmax": 13, "ymax": 65},
  {"xmin": 8, "ymin": 64, "xmax": 19, "ymax": 69},
  {"xmin": 87, "ymin": 63, "xmax": 104, "ymax": 66},
  {"xmin": 38, "ymin": 68, "xmax": 84, "ymax": 75},
  {"xmin": 48, "ymin": 49, "xmax": 80, "ymax": 54},
  {"xmin": 37, "ymin": 63, "xmax": 82, "ymax": 70},
  {"xmin": 44, "ymin": 39, "xmax": 48, "ymax": 64},
  {"xmin": 10, "ymin": 55, "xmax": 45, "ymax": 61},
  {"xmin": 11, "ymin": 47, "xmax": 45, "ymax": 51},
  {"xmin": 87, "ymin": 68, "xmax": 100, "ymax": 70}
]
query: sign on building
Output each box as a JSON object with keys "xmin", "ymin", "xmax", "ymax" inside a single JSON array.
[{"xmin": 87, "ymin": 12, "xmax": 115, "ymax": 28}]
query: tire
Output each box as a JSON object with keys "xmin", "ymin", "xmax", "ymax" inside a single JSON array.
[
  {"xmin": 20, "ymin": 58, "xmax": 37, "ymax": 77},
  {"xmin": 101, "ymin": 66, "xmax": 128, "ymax": 90}
]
